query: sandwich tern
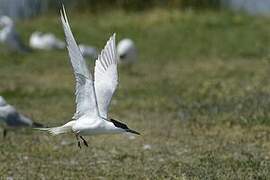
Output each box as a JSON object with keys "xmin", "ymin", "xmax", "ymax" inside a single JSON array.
[
  {"xmin": 36, "ymin": 7, "xmax": 140, "ymax": 148},
  {"xmin": 29, "ymin": 31, "xmax": 65, "ymax": 50},
  {"xmin": 0, "ymin": 96, "xmax": 43, "ymax": 137}
]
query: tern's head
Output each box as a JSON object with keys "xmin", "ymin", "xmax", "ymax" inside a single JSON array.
[
  {"xmin": 117, "ymin": 38, "xmax": 137, "ymax": 64},
  {"xmin": 0, "ymin": 96, "xmax": 7, "ymax": 106},
  {"xmin": 0, "ymin": 16, "xmax": 14, "ymax": 27},
  {"xmin": 110, "ymin": 119, "xmax": 140, "ymax": 135}
]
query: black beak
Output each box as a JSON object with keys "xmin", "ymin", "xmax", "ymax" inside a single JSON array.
[
  {"xmin": 110, "ymin": 118, "xmax": 140, "ymax": 135},
  {"xmin": 126, "ymin": 129, "xmax": 140, "ymax": 135}
]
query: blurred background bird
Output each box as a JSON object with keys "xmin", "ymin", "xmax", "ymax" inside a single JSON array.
[
  {"xmin": 0, "ymin": 96, "xmax": 43, "ymax": 138},
  {"xmin": 0, "ymin": 16, "xmax": 31, "ymax": 53},
  {"xmin": 29, "ymin": 31, "xmax": 65, "ymax": 50},
  {"xmin": 117, "ymin": 38, "xmax": 137, "ymax": 65}
]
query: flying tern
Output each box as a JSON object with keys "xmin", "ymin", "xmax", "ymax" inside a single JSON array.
[{"xmin": 36, "ymin": 7, "xmax": 140, "ymax": 148}]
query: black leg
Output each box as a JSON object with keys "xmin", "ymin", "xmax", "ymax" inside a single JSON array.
[
  {"xmin": 3, "ymin": 129, "xmax": 7, "ymax": 138},
  {"xmin": 80, "ymin": 136, "xmax": 88, "ymax": 147},
  {"xmin": 75, "ymin": 134, "xmax": 81, "ymax": 149}
]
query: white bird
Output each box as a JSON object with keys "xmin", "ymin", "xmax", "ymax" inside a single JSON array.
[
  {"xmin": 29, "ymin": 31, "xmax": 65, "ymax": 50},
  {"xmin": 36, "ymin": 7, "xmax": 140, "ymax": 148},
  {"xmin": 78, "ymin": 43, "xmax": 98, "ymax": 59},
  {"xmin": 0, "ymin": 16, "xmax": 31, "ymax": 53},
  {"xmin": 0, "ymin": 96, "xmax": 43, "ymax": 137},
  {"xmin": 117, "ymin": 38, "xmax": 137, "ymax": 64}
]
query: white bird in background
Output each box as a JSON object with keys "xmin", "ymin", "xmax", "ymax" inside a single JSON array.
[
  {"xmin": 0, "ymin": 16, "xmax": 31, "ymax": 53},
  {"xmin": 36, "ymin": 7, "xmax": 140, "ymax": 148},
  {"xmin": 0, "ymin": 96, "xmax": 43, "ymax": 138},
  {"xmin": 78, "ymin": 43, "xmax": 98, "ymax": 59},
  {"xmin": 29, "ymin": 31, "xmax": 65, "ymax": 50},
  {"xmin": 117, "ymin": 38, "xmax": 137, "ymax": 64}
]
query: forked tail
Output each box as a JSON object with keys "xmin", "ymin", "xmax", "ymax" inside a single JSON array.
[{"xmin": 35, "ymin": 121, "xmax": 75, "ymax": 136}]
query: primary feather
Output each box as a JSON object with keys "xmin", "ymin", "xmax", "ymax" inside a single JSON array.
[
  {"xmin": 94, "ymin": 34, "xmax": 118, "ymax": 119},
  {"xmin": 60, "ymin": 8, "xmax": 99, "ymax": 119}
]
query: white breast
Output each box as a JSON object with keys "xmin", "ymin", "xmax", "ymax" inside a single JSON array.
[{"xmin": 73, "ymin": 116, "xmax": 124, "ymax": 135}]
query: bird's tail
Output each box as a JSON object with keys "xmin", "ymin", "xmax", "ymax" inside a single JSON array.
[{"xmin": 34, "ymin": 121, "xmax": 75, "ymax": 136}]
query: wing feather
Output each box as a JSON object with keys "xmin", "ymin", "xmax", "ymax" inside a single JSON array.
[
  {"xmin": 60, "ymin": 6, "xmax": 99, "ymax": 119},
  {"xmin": 94, "ymin": 34, "xmax": 118, "ymax": 119}
]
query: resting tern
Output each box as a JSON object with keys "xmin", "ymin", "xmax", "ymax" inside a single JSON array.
[
  {"xmin": 117, "ymin": 38, "xmax": 137, "ymax": 64},
  {"xmin": 29, "ymin": 31, "xmax": 65, "ymax": 50},
  {"xmin": 37, "ymin": 7, "xmax": 140, "ymax": 148},
  {"xmin": 0, "ymin": 16, "xmax": 31, "ymax": 53},
  {"xmin": 0, "ymin": 96, "xmax": 43, "ymax": 138}
]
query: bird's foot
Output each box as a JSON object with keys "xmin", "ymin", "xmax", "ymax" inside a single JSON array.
[
  {"xmin": 75, "ymin": 134, "xmax": 81, "ymax": 149},
  {"xmin": 80, "ymin": 136, "xmax": 88, "ymax": 147},
  {"xmin": 77, "ymin": 141, "xmax": 81, "ymax": 149}
]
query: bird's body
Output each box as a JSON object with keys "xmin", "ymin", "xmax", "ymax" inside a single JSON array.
[
  {"xmin": 117, "ymin": 38, "xmax": 137, "ymax": 64},
  {"xmin": 36, "ymin": 7, "xmax": 139, "ymax": 148},
  {"xmin": 29, "ymin": 31, "xmax": 65, "ymax": 50},
  {"xmin": 0, "ymin": 16, "xmax": 30, "ymax": 53},
  {"xmin": 0, "ymin": 96, "xmax": 43, "ymax": 137},
  {"xmin": 73, "ymin": 117, "xmax": 124, "ymax": 136},
  {"xmin": 47, "ymin": 117, "xmax": 124, "ymax": 136}
]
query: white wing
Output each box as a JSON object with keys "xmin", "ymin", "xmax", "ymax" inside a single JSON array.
[
  {"xmin": 94, "ymin": 34, "xmax": 118, "ymax": 118},
  {"xmin": 60, "ymin": 7, "xmax": 99, "ymax": 119}
]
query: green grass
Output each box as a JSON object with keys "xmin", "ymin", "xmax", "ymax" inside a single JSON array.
[{"xmin": 1, "ymin": 8, "xmax": 270, "ymax": 179}]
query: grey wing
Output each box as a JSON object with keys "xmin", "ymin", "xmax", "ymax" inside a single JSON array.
[{"xmin": 60, "ymin": 7, "xmax": 99, "ymax": 120}]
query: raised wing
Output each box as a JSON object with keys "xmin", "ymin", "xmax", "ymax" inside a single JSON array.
[
  {"xmin": 94, "ymin": 34, "xmax": 118, "ymax": 119},
  {"xmin": 60, "ymin": 7, "xmax": 99, "ymax": 119}
]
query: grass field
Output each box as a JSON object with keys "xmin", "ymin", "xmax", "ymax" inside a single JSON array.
[{"xmin": 1, "ymin": 8, "xmax": 270, "ymax": 179}]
